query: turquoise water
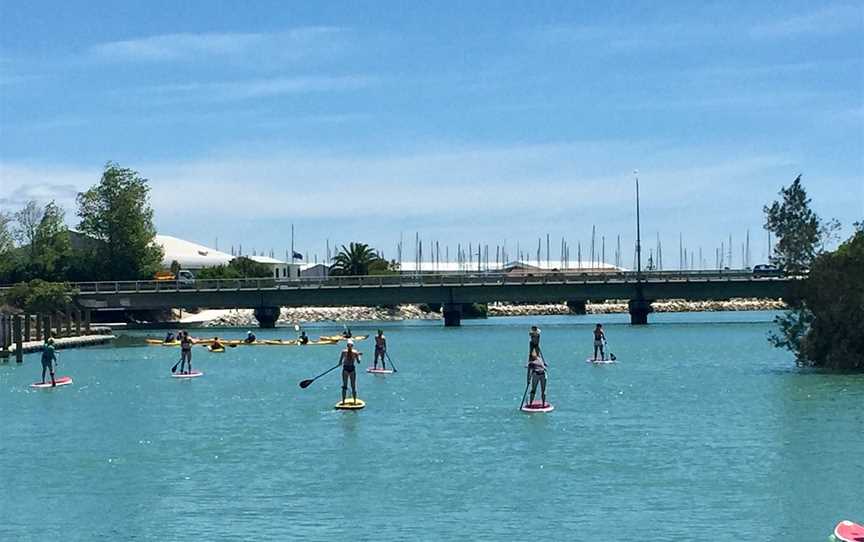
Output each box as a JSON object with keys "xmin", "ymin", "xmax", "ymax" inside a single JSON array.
[{"xmin": 1, "ymin": 311, "xmax": 861, "ymax": 541}]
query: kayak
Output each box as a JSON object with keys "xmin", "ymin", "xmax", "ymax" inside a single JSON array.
[
  {"xmin": 30, "ymin": 376, "xmax": 73, "ymax": 389},
  {"xmin": 146, "ymin": 339, "xmax": 181, "ymax": 346},
  {"xmin": 147, "ymin": 337, "xmax": 337, "ymax": 346},
  {"xmin": 521, "ymin": 400, "xmax": 554, "ymax": 413},
  {"xmin": 833, "ymin": 521, "xmax": 864, "ymax": 542},
  {"xmin": 320, "ymin": 334, "xmax": 368, "ymax": 342},
  {"xmin": 335, "ymin": 398, "xmax": 365, "ymax": 410},
  {"xmin": 262, "ymin": 339, "xmax": 338, "ymax": 346},
  {"xmin": 146, "ymin": 338, "xmax": 242, "ymax": 346}
]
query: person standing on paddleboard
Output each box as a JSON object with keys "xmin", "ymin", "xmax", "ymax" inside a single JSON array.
[
  {"xmin": 339, "ymin": 339, "xmax": 362, "ymax": 404},
  {"xmin": 40, "ymin": 337, "xmax": 57, "ymax": 386},
  {"xmin": 529, "ymin": 326, "xmax": 541, "ymax": 357},
  {"xmin": 593, "ymin": 324, "xmax": 606, "ymax": 361},
  {"xmin": 179, "ymin": 330, "xmax": 193, "ymax": 374},
  {"xmin": 373, "ymin": 329, "xmax": 387, "ymax": 370},
  {"xmin": 527, "ymin": 349, "xmax": 547, "ymax": 407}
]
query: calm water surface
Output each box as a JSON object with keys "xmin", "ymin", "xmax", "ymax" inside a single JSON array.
[{"xmin": 1, "ymin": 311, "xmax": 861, "ymax": 541}]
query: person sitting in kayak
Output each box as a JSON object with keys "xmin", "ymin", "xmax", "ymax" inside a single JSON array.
[
  {"xmin": 244, "ymin": 331, "xmax": 256, "ymax": 344},
  {"xmin": 179, "ymin": 331, "xmax": 193, "ymax": 374},
  {"xmin": 164, "ymin": 331, "xmax": 175, "ymax": 343},
  {"xmin": 593, "ymin": 324, "xmax": 606, "ymax": 361},
  {"xmin": 341, "ymin": 328, "xmax": 352, "ymax": 339},
  {"xmin": 339, "ymin": 339, "xmax": 362, "ymax": 404},
  {"xmin": 299, "ymin": 331, "xmax": 309, "ymax": 345},
  {"xmin": 211, "ymin": 336, "xmax": 223, "ymax": 350},
  {"xmin": 527, "ymin": 349, "xmax": 547, "ymax": 407},
  {"xmin": 529, "ymin": 325, "xmax": 541, "ymax": 357},
  {"xmin": 40, "ymin": 337, "xmax": 57, "ymax": 386},
  {"xmin": 373, "ymin": 329, "xmax": 387, "ymax": 369}
]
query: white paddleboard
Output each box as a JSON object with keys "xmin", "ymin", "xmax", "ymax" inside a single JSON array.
[
  {"xmin": 172, "ymin": 371, "xmax": 204, "ymax": 378},
  {"xmin": 30, "ymin": 376, "xmax": 73, "ymax": 388}
]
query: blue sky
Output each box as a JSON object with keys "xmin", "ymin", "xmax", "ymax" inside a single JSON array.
[{"xmin": 1, "ymin": 1, "xmax": 862, "ymax": 267}]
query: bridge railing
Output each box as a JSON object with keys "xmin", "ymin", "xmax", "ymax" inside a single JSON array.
[{"xmin": 33, "ymin": 268, "xmax": 773, "ymax": 295}]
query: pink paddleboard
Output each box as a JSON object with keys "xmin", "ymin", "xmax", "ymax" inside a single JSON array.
[
  {"xmin": 172, "ymin": 371, "xmax": 204, "ymax": 378},
  {"xmin": 521, "ymin": 400, "xmax": 554, "ymax": 413},
  {"xmin": 366, "ymin": 368, "xmax": 394, "ymax": 374},
  {"xmin": 834, "ymin": 521, "xmax": 864, "ymax": 542},
  {"xmin": 30, "ymin": 376, "xmax": 73, "ymax": 389}
]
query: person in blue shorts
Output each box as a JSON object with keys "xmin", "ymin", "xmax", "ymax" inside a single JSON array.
[{"xmin": 41, "ymin": 337, "xmax": 57, "ymax": 386}]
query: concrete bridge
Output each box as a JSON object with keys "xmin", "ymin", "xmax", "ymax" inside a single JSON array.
[{"xmin": 56, "ymin": 270, "xmax": 794, "ymax": 327}]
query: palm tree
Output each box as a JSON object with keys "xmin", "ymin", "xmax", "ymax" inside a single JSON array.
[{"xmin": 330, "ymin": 243, "xmax": 382, "ymax": 276}]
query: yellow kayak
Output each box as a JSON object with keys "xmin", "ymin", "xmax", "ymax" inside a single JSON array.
[
  {"xmin": 319, "ymin": 334, "xmax": 368, "ymax": 342},
  {"xmin": 263, "ymin": 339, "xmax": 338, "ymax": 346}
]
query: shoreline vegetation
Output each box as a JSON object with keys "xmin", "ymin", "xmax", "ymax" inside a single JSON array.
[{"xmin": 177, "ymin": 298, "xmax": 786, "ymax": 327}]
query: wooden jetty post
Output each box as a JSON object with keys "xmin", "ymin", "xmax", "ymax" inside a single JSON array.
[
  {"xmin": 13, "ymin": 315, "xmax": 23, "ymax": 363},
  {"xmin": 0, "ymin": 314, "xmax": 9, "ymax": 359}
]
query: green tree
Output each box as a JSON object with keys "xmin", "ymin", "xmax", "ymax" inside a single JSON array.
[
  {"xmin": 770, "ymin": 229, "xmax": 863, "ymax": 370},
  {"xmin": 0, "ymin": 211, "xmax": 13, "ymax": 255},
  {"xmin": 13, "ymin": 200, "xmax": 42, "ymax": 252},
  {"xmin": 9, "ymin": 200, "xmax": 71, "ymax": 281},
  {"xmin": 197, "ymin": 257, "xmax": 272, "ymax": 280},
  {"xmin": 329, "ymin": 243, "xmax": 383, "ymax": 276},
  {"xmin": 31, "ymin": 202, "xmax": 71, "ymax": 280},
  {"xmin": 2, "ymin": 279, "xmax": 76, "ymax": 314},
  {"xmin": 76, "ymin": 163, "xmax": 163, "ymax": 280},
  {"xmin": 763, "ymin": 175, "xmax": 822, "ymax": 274}
]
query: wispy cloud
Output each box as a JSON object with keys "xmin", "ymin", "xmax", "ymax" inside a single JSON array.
[
  {"xmin": 4, "ymin": 142, "xmax": 857, "ymax": 254},
  {"xmin": 88, "ymin": 26, "xmax": 347, "ymax": 63},
  {"xmin": 750, "ymin": 4, "xmax": 864, "ymax": 38},
  {"xmin": 115, "ymin": 74, "xmax": 376, "ymax": 104},
  {"xmin": 0, "ymin": 163, "xmax": 97, "ymax": 210},
  {"xmin": 526, "ymin": 22, "xmax": 730, "ymax": 54}
]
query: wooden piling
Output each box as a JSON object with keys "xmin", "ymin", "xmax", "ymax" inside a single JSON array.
[
  {"xmin": 75, "ymin": 310, "xmax": 82, "ymax": 336},
  {"xmin": 13, "ymin": 315, "xmax": 23, "ymax": 363},
  {"xmin": 24, "ymin": 315, "xmax": 32, "ymax": 342},
  {"xmin": 0, "ymin": 314, "xmax": 9, "ymax": 359},
  {"xmin": 65, "ymin": 307, "xmax": 73, "ymax": 337},
  {"xmin": 35, "ymin": 314, "xmax": 43, "ymax": 341},
  {"xmin": 84, "ymin": 310, "xmax": 91, "ymax": 333}
]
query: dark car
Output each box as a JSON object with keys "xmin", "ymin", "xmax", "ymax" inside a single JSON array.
[{"xmin": 752, "ymin": 264, "xmax": 782, "ymax": 277}]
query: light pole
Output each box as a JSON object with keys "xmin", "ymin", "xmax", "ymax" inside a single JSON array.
[{"xmin": 634, "ymin": 169, "xmax": 642, "ymax": 279}]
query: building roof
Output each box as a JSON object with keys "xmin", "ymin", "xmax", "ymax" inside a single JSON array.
[
  {"xmin": 155, "ymin": 235, "xmax": 234, "ymax": 269},
  {"xmin": 248, "ymin": 255, "xmax": 289, "ymax": 265}
]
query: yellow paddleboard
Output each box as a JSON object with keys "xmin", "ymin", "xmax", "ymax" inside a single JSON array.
[{"xmin": 334, "ymin": 398, "xmax": 365, "ymax": 410}]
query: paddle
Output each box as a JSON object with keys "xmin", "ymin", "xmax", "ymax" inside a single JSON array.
[
  {"xmin": 519, "ymin": 368, "xmax": 530, "ymax": 410},
  {"xmin": 604, "ymin": 339, "xmax": 616, "ymax": 361},
  {"xmin": 171, "ymin": 356, "xmax": 183, "ymax": 373},
  {"xmin": 299, "ymin": 363, "xmax": 341, "ymax": 389},
  {"xmin": 384, "ymin": 351, "xmax": 399, "ymax": 373}
]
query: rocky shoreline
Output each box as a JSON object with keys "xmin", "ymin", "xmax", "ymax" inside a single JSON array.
[{"xmin": 190, "ymin": 299, "xmax": 785, "ymax": 327}]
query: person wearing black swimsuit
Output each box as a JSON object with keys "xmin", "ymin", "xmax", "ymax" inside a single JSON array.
[
  {"xmin": 339, "ymin": 340, "xmax": 361, "ymax": 404},
  {"xmin": 593, "ymin": 324, "xmax": 606, "ymax": 361}
]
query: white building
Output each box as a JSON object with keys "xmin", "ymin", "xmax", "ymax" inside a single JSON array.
[{"xmin": 155, "ymin": 235, "xmax": 299, "ymax": 279}]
